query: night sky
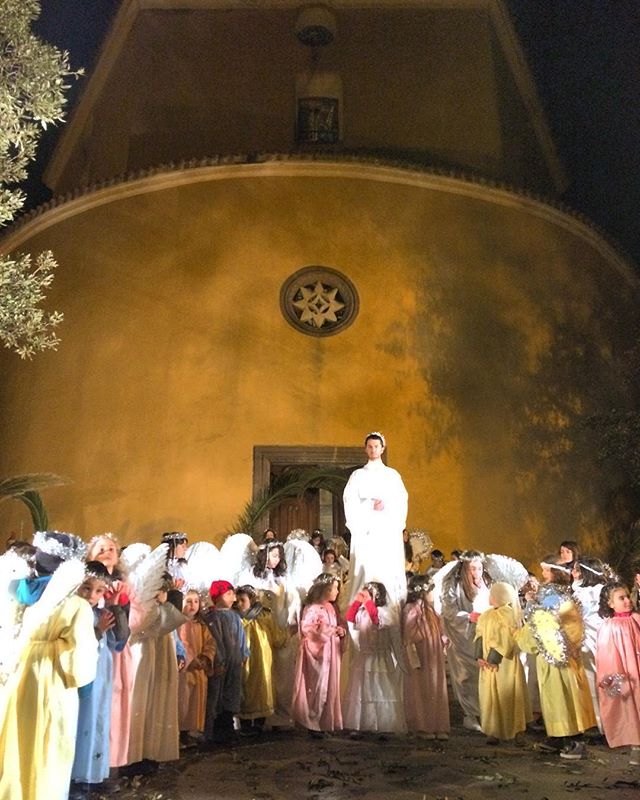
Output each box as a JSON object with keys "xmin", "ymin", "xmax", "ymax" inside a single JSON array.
[{"xmin": 25, "ymin": 0, "xmax": 640, "ymax": 266}]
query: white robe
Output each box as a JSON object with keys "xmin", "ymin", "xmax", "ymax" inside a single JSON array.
[{"xmin": 343, "ymin": 459, "xmax": 408, "ymax": 606}]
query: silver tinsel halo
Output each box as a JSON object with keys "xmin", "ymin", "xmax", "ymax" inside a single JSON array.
[
  {"xmin": 525, "ymin": 584, "xmax": 582, "ymax": 667},
  {"xmin": 32, "ymin": 530, "xmax": 87, "ymax": 561},
  {"xmin": 287, "ymin": 528, "xmax": 309, "ymax": 542},
  {"xmin": 406, "ymin": 529, "xmax": 433, "ymax": 559}
]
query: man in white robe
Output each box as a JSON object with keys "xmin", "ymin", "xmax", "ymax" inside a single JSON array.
[{"xmin": 343, "ymin": 432, "xmax": 408, "ymax": 607}]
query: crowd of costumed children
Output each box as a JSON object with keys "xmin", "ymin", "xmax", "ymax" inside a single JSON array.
[{"xmin": 0, "ymin": 528, "xmax": 639, "ymax": 800}]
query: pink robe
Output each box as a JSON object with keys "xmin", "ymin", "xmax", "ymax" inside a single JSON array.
[
  {"xmin": 291, "ymin": 602, "xmax": 343, "ymax": 731},
  {"xmin": 596, "ymin": 613, "xmax": 640, "ymax": 748},
  {"xmin": 109, "ymin": 581, "xmax": 138, "ymax": 767},
  {"xmin": 402, "ymin": 600, "xmax": 450, "ymax": 734}
]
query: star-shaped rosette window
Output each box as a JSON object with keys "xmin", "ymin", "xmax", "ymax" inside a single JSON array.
[{"xmin": 280, "ymin": 266, "xmax": 359, "ymax": 337}]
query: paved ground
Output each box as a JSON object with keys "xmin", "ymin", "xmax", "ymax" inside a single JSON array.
[{"xmin": 91, "ymin": 724, "xmax": 640, "ymax": 800}]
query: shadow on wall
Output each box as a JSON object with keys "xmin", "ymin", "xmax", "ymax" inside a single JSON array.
[{"xmin": 412, "ymin": 246, "xmax": 638, "ymax": 559}]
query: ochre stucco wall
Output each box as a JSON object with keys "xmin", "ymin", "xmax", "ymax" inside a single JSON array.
[{"xmin": 0, "ymin": 162, "xmax": 636, "ymax": 566}]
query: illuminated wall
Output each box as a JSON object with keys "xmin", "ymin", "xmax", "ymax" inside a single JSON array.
[{"xmin": 0, "ymin": 160, "xmax": 636, "ymax": 565}]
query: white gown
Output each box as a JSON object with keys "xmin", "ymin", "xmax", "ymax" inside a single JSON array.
[{"xmin": 343, "ymin": 459, "xmax": 408, "ymax": 606}]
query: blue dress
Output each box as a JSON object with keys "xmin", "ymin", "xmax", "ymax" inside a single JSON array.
[{"xmin": 71, "ymin": 608, "xmax": 128, "ymax": 784}]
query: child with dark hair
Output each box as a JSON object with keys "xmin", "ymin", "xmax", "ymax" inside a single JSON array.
[
  {"xmin": 71, "ymin": 561, "xmax": 130, "ymax": 794},
  {"xmin": 572, "ymin": 556, "xmax": 612, "ymax": 731},
  {"xmin": 558, "ymin": 540, "xmax": 580, "ymax": 569},
  {"xmin": 402, "ymin": 575, "xmax": 449, "ymax": 739},
  {"xmin": 343, "ymin": 581, "xmax": 406, "ymax": 733},
  {"xmin": 595, "ymin": 582, "xmax": 640, "ymax": 764},
  {"xmin": 235, "ymin": 584, "xmax": 289, "ymax": 734},
  {"xmin": 516, "ymin": 554, "xmax": 596, "ymax": 760},
  {"xmin": 202, "ymin": 580, "xmax": 249, "ymax": 744},
  {"xmin": 630, "ymin": 562, "xmax": 640, "ymax": 612},
  {"xmin": 292, "ymin": 574, "xmax": 345, "ymax": 737}
]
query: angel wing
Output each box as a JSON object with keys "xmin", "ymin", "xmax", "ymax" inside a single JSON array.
[
  {"xmin": 429, "ymin": 559, "xmax": 460, "ymax": 615},
  {"xmin": 284, "ymin": 538, "xmax": 323, "ymax": 595},
  {"xmin": 0, "ymin": 551, "xmax": 34, "ymax": 678},
  {"xmin": 126, "ymin": 543, "xmax": 169, "ymax": 621},
  {"xmin": 120, "ymin": 542, "xmax": 152, "ymax": 575},
  {"xmin": 0, "ymin": 558, "xmax": 86, "ymax": 683},
  {"xmin": 219, "ymin": 533, "xmax": 257, "ymax": 585},
  {"xmin": 484, "ymin": 553, "xmax": 528, "ymax": 590},
  {"xmin": 183, "ymin": 541, "xmax": 222, "ymax": 592}
]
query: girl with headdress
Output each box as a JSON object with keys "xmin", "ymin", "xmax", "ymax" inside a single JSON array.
[
  {"xmin": 595, "ymin": 582, "xmax": 640, "ymax": 765},
  {"xmin": 85, "ymin": 532, "xmax": 135, "ymax": 768},
  {"xmin": 515, "ymin": 554, "xmax": 596, "ymax": 760},
  {"xmin": 0, "ymin": 531, "xmax": 97, "ymax": 800},
  {"xmin": 291, "ymin": 573, "xmax": 345, "ymax": 736},
  {"xmin": 162, "ymin": 531, "xmax": 189, "ymax": 586},
  {"xmin": 572, "ymin": 555, "xmax": 611, "ymax": 732},
  {"xmin": 71, "ymin": 561, "xmax": 130, "ymax": 792},
  {"xmin": 177, "ymin": 589, "xmax": 215, "ymax": 743},
  {"xmin": 402, "ymin": 575, "xmax": 450, "ymax": 739},
  {"xmin": 343, "ymin": 581, "xmax": 407, "ymax": 733},
  {"xmin": 439, "ymin": 549, "xmax": 491, "ymax": 732},
  {"xmin": 475, "ymin": 581, "xmax": 531, "ymax": 743},
  {"xmin": 236, "ymin": 584, "xmax": 289, "ymax": 734}
]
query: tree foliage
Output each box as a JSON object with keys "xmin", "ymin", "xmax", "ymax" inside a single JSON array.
[{"xmin": 0, "ymin": 0, "xmax": 81, "ymax": 358}]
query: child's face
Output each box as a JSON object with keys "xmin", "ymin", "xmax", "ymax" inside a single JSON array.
[
  {"xmin": 608, "ymin": 588, "xmax": 632, "ymax": 614},
  {"xmin": 236, "ymin": 593, "xmax": 251, "ymax": 613},
  {"xmin": 326, "ymin": 581, "xmax": 339, "ymax": 603},
  {"xmin": 91, "ymin": 537, "xmax": 118, "ymax": 569},
  {"xmin": 634, "ymin": 572, "xmax": 640, "ymax": 588},
  {"xmin": 156, "ymin": 589, "xmax": 168, "ymax": 604},
  {"xmin": 183, "ymin": 592, "xmax": 200, "ymax": 617},
  {"xmin": 78, "ymin": 578, "xmax": 108, "ymax": 607},
  {"xmin": 466, "ymin": 559, "xmax": 483, "ymax": 586},
  {"xmin": 571, "ymin": 563, "xmax": 581, "ymax": 582},
  {"xmin": 216, "ymin": 589, "xmax": 236, "ymax": 608},
  {"xmin": 559, "ymin": 545, "xmax": 573, "ymax": 563},
  {"xmin": 174, "ymin": 541, "xmax": 188, "ymax": 559},
  {"xmin": 323, "ymin": 552, "xmax": 335, "ymax": 565},
  {"xmin": 267, "ymin": 549, "xmax": 281, "ymax": 570},
  {"xmin": 540, "ymin": 565, "xmax": 553, "ymax": 583}
]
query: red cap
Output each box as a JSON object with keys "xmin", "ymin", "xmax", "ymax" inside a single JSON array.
[{"xmin": 209, "ymin": 579, "xmax": 234, "ymax": 599}]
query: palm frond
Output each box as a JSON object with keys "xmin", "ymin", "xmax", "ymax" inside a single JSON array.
[
  {"xmin": 16, "ymin": 490, "xmax": 49, "ymax": 531},
  {"xmin": 0, "ymin": 473, "xmax": 69, "ymax": 502},
  {"xmin": 232, "ymin": 465, "xmax": 351, "ymax": 536}
]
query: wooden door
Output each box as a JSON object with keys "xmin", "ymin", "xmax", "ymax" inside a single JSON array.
[{"xmin": 269, "ymin": 489, "xmax": 319, "ymax": 539}]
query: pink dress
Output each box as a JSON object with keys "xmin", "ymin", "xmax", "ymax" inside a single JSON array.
[
  {"xmin": 291, "ymin": 602, "xmax": 343, "ymax": 731},
  {"xmin": 109, "ymin": 581, "xmax": 138, "ymax": 767},
  {"xmin": 402, "ymin": 600, "xmax": 450, "ymax": 734},
  {"xmin": 596, "ymin": 612, "xmax": 640, "ymax": 747}
]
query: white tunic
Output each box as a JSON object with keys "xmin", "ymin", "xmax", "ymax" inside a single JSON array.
[{"xmin": 343, "ymin": 459, "xmax": 408, "ymax": 606}]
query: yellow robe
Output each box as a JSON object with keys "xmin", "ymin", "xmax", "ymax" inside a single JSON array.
[
  {"xmin": 476, "ymin": 606, "xmax": 531, "ymax": 739},
  {"xmin": 516, "ymin": 598, "xmax": 596, "ymax": 737},
  {"xmin": 0, "ymin": 595, "xmax": 97, "ymax": 800},
  {"xmin": 240, "ymin": 610, "xmax": 288, "ymax": 719}
]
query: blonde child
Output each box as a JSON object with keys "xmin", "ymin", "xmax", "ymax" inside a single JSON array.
[
  {"xmin": 178, "ymin": 590, "xmax": 215, "ymax": 743},
  {"xmin": 475, "ymin": 581, "xmax": 531, "ymax": 743},
  {"xmin": 401, "ymin": 575, "xmax": 449, "ymax": 739}
]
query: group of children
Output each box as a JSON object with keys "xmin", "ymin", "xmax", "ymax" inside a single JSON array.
[{"xmin": 1, "ymin": 529, "xmax": 640, "ymax": 800}]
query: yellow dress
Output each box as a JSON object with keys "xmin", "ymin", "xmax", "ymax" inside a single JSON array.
[
  {"xmin": 240, "ymin": 610, "xmax": 288, "ymax": 719},
  {"xmin": 0, "ymin": 595, "xmax": 97, "ymax": 800},
  {"xmin": 516, "ymin": 598, "xmax": 596, "ymax": 737},
  {"xmin": 476, "ymin": 605, "xmax": 531, "ymax": 739}
]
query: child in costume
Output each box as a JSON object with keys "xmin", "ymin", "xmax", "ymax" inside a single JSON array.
[
  {"xmin": 343, "ymin": 581, "xmax": 407, "ymax": 733},
  {"xmin": 595, "ymin": 582, "xmax": 640, "ymax": 765},
  {"xmin": 0, "ymin": 531, "xmax": 97, "ymax": 800},
  {"xmin": 235, "ymin": 584, "xmax": 289, "ymax": 734},
  {"xmin": 178, "ymin": 589, "xmax": 215, "ymax": 742},
  {"xmin": 572, "ymin": 556, "xmax": 609, "ymax": 731},
  {"xmin": 86, "ymin": 532, "xmax": 134, "ymax": 768},
  {"xmin": 127, "ymin": 572, "xmax": 186, "ymax": 767},
  {"xmin": 475, "ymin": 581, "xmax": 531, "ymax": 743},
  {"xmin": 516, "ymin": 555, "xmax": 596, "ymax": 760},
  {"xmin": 71, "ymin": 561, "xmax": 130, "ymax": 793},
  {"xmin": 292, "ymin": 574, "xmax": 345, "ymax": 736},
  {"xmin": 401, "ymin": 575, "xmax": 450, "ymax": 739},
  {"xmin": 202, "ymin": 580, "xmax": 249, "ymax": 743}
]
